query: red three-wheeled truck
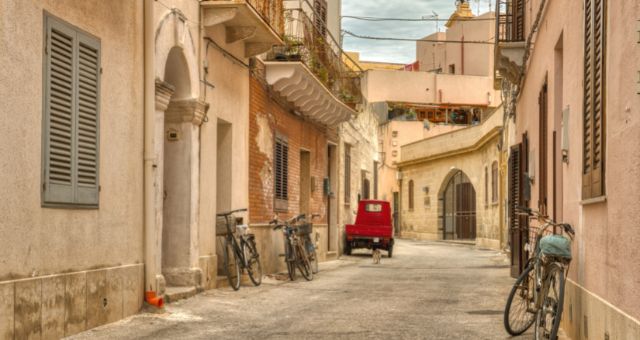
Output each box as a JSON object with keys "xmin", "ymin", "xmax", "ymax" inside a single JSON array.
[{"xmin": 344, "ymin": 200, "xmax": 394, "ymax": 257}]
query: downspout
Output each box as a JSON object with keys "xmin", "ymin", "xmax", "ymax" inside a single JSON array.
[
  {"xmin": 143, "ymin": 0, "xmax": 163, "ymax": 308},
  {"xmin": 461, "ymin": 35, "xmax": 464, "ymax": 75}
]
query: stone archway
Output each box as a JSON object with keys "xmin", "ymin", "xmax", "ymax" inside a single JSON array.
[
  {"xmin": 439, "ymin": 170, "xmax": 477, "ymax": 241},
  {"xmin": 152, "ymin": 9, "xmax": 207, "ymax": 290}
]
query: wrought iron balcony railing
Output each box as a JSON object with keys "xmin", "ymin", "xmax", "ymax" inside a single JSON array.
[
  {"xmin": 496, "ymin": 0, "xmax": 525, "ymax": 42},
  {"xmin": 265, "ymin": 3, "xmax": 363, "ymax": 107}
]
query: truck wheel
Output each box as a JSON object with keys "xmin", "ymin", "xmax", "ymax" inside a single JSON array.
[
  {"xmin": 387, "ymin": 245, "xmax": 393, "ymax": 258},
  {"xmin": 344, "ymin": 243, "xmax": 352, "ymax": 255}
]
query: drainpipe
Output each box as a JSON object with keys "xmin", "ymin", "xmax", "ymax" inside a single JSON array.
[{"xmin": 143, "ymin": 0, "xmax": 162, "ymax": 305}]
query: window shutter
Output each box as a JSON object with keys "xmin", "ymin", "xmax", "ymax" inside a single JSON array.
[
  {"xmin": 582, "ymin": 0, "xmax": 606, "ymax": 199},
  {"xmin": 274, "ymin": 135, "xmax": 288, "ymax": 210},
  {"xmin": 43, "ymin": 18, "xmax": 76, "ymax": 204},
  {"xmin": 43, "ymin": 15, "xmax": 100, "ymax": 207},
  {"xmin": 75, "ymin": 32, "xmax": 100, "ymax": 205}
]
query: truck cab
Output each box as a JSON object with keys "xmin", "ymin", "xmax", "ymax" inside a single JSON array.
[{"xmin": 344, "ymin": 200, "xmax": 394, "ymax": 257}]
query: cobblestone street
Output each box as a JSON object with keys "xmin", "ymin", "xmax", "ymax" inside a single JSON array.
[{"xmin": 70, "ymin": 240, "xmax": 524, "ymax": 340}]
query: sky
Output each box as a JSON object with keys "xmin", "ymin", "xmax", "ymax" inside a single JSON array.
[{"xmin": 341, "ymin": 0, "xmax": 493, "ymax": 64}]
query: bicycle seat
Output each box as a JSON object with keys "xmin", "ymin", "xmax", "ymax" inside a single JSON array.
[{"xmin": 216, "ymin": 208, "xmax": 247, "ymax": 217}]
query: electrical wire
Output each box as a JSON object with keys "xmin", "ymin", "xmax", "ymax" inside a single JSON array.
[
  {"xmin": 342, "ymin": 30, "xmax": 495, "ymax": 45},
  {"xmin": 341, "ymin": 15, "xmax": 496, "ymax": 22}
]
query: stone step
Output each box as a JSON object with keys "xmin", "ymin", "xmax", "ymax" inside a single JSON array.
[
  {"xmin": 325, "ymin": 251, "xmax": 338, "ymax": 261},
  {"xmin": 163, "ymin": 286, "xmax": 198, "ymax": 303}
]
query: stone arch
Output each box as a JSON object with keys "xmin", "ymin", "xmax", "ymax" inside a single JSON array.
[
  {"xmin": 155, "ymin": 9, "xmax": 199, "ymax": 100},
  {"xmin": 438, "ymin": 169, "xmax": 477, "ymax": 241}
]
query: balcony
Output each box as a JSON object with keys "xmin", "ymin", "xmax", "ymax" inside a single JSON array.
[
  {"xmin": 261, "ymin": 2, "xmax": 362, "ymax": 125},
  {"xmin": 201, "ymin": 0, "xmax": 284, "ymax": 57},
  {"xmin": 495, "ymin": 0, "xmax": 526, "ymax": 83}
]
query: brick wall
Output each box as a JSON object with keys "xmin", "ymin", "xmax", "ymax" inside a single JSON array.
[{"xmin": 249, "ymin": 75, "xmax": 331, "ymax": 224}]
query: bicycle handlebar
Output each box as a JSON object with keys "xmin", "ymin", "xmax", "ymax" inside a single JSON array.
[
  {"xmin": 515, "ymin": 206, "xmax": 575, "ymax": 238},
  {"xmin": 216, "ymin": 208, "xmax": 247, "ymax": 217}
]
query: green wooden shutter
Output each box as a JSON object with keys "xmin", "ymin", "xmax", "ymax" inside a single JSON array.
[
  {"xmin": 43, "ymin": 18, "xmax": 76, "ymax": 204},
  {"xmin": 74, "ymin": 32, "xmax": 100, "ymax": 205}
]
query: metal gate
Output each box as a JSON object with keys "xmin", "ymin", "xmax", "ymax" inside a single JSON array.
[{"xmin": 442, "ymin": 171, "xmax": 477, "ymax": 240}]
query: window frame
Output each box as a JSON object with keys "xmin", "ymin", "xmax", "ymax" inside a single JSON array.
[{"xmin": 41, "ymin": 12, "xmax": 101, "ymax": 208}]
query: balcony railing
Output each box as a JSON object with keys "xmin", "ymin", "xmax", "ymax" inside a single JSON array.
[
  {"xmin": 208, "ymin": 0, "xmax": 284, "ymax": 36},
  {"xmin": 265, "ymin": 4, "xmax": 363, "ymax": 107},
  {"xmin": 496, "ymin": 0, "xmax": 525, "ymax": 42}
]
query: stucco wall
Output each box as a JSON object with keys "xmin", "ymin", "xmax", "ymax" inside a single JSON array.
[
  {"xmin": 363, "ymin": 70, "xmax": 499, "ymax": 106},
  {"xmin": 0, "ymin": 0, "xmax": 144, "ymax": 336},
  {"xmin": 511, "ymin": 0, "xmax": 640, "ymax": 336}
]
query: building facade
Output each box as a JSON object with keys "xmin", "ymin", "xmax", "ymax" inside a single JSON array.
[{"xmin": 496, "ymin": 0, "xmax": 640, "ymax": 338}]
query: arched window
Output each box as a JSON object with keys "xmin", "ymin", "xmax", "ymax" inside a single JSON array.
[
  {"xmin": 484, "ymin": 166, "xmax": 489, "ymax": 207},
  {"xmin": 408, "ymin": 180, "xmax": 415, "ymax": 210},
  {"xmin": 491, "ymin": 161, "xmax": 499, "ymax": 203}
]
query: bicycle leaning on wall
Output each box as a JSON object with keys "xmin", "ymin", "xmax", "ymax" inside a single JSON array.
[
  {"xmin": 217, "ymin": 208, "xmax": 263, "ymax": 291},
  {"xmin": 270, "ymin": 214, "xmax": 313, "ymax": 281},
  {"xmin": 503, "ymin": 206, "xmax": 575, "ymax": 340}
]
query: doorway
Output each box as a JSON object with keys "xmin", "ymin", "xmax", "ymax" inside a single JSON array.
[
  {"xmin": 441, "ymin": 171, "xmax": 477, "ymax": 240},
  {"xmin": 299, "ymin": 150, "xmax": 311, "ymax": 216},
  {"xmin": 216, "ymin": 119, "xmax": 232, "ymax": 213},
  {"xmin": 327, "ymin": 144, "xmax": 337, "ymax": 251}
]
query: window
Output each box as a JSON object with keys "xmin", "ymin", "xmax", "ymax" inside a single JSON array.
[
  {"xmin": 361, "ymin": 170, "xmax": 370, "ymax": 200},
  {"xmin": 314, "ymin": 0, "xmax": 328, "ymax": 36},
  {"xmin": 448, "ymin": 64, "xmax": 455, "ymax": 74},
  {"xmin": 539, "ymin": 79, "xmax": 548, "ymax": 212},
  {"xmin": 582, "ymin": 0, "xmax": 607, "ymax": 199},
  {"xmin": 42, "ymin": 14, "xmax": 101, "ymax": 207},
  {"xmin": 484, "ymin": 166, "xmax": 489, "ymax": 207},
  {"xmin": 408, "ymin": 180, "xmax": 414, "ymax": 210},
  {"xmin": 373, "ymin": 161, "xmax": 378, "ymax": 199},
  {"xmin": 274, "ymin": 134, "xmax": 289, "ymax": 210},
  {"xmin": 392, "ymin": 131, "xmax": 398, "ymax": 138},
  {"xmin": 365, "ymin": 203, "xmax": 382, "ymax": 212},
  {"xmin": 492, "ymin": 161, "xmax": 499, "ymax": 204},
  {"xmin": 344, "ymin": 144, "xmax": 351, "ymax": 204}
]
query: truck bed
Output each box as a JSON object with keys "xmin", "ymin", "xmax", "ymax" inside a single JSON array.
[{"xmin": 345, "ymin": 224, "xmax": 393, "ymax": 238}]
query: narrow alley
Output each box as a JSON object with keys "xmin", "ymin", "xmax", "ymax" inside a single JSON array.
[{"xmin": 70, "ymin": 240, "xmax": 518, "ymax": 340}]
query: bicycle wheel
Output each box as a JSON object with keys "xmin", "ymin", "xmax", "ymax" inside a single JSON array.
[
  {"xmin": 534, "ymin": 263, "xmax": 565, "ymax": 340},
  {"xmin": 223, "ymin": 237, "xmax": 241, "ymax": 291},
  {"xmin": 504, "ymin": 264, "xmax": 536, "ymax": 335},
  {"xmin": 285, "ymin": 240, "xmax": 296, "ymax": 281},
  {"xmin": 295, "ymin": 242, "xmax": 313, "ymax": 281},
  {"xmin": 243, "ymin": 237, "xmax": 262, "ymax": 286}
]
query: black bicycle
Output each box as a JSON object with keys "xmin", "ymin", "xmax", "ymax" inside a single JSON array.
[
  {"xmin": 217, "ymin": 208, "xmax": 262, "ymax": 290},
  {"xmin": 270, "ymin": 214, "xmax": 313, "ymax": 281}
]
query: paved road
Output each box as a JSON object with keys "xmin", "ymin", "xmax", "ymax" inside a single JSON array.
[{"xmin": 70, "ymin": 239, "xmax": 527, "ymax": 340}]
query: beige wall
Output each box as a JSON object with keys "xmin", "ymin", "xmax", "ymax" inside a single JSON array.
[
  {"xmin": 0, "ymin": 0, "xmax": 144, "ymax": 337},
  {"xmin": 508, "ymin": 0, "xmax": 640, "ymax": 337},
  {"xmin": 398, "ymin": 109, "xmax": 504, "ymax": 250},
  {"xmin": 363, "ymin": 69, "xmax": 499, "ymax": 106},
  {"xmin": 417, "ymin": 32, "xmax": 446, "ymax": 72}
]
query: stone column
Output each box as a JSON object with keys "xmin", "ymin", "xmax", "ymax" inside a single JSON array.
[
  {"xmin": 152, "ymin": 79, "xmax": 174, "ymax": 294},
  {"xmin": 162, "ymin": 98, "xmax": 208, "ymax": 287}
]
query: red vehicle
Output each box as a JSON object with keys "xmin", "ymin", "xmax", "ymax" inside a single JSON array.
[{"xmin": 344, "ymin": 200, "xmax": 394, "ymax": 257}]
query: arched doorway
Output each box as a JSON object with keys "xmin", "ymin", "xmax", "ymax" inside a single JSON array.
[{"xmin": 440, "ymin": 170, "xmax": 476, "ymax": 240}]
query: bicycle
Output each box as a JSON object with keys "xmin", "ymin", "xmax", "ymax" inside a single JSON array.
[
  {"xmin": 300, "ymin": 213, "xmax": 321, "ymax": 274},
  {"xmin": 503, "ymin": 206, "xmax": 575, "ymax": 340},
  {"xmin": 270, "ymin": 214, "xmax": 313, "ymax": 281},
  {"xmin": 217, "ymin": 208, "xmax": 263, "ymax": 291}
]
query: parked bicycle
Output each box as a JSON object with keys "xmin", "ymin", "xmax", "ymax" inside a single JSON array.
[
  {"xmin": 217, "ymin": 208, "xmax": 262, "ymax": 291},
  {"xmin": 270, "ymin": 214, "xmax": 313, "ymax": 281},
  {"xmin": 503, "ymin": 206, "xmax": 575, "ymax": 340}
]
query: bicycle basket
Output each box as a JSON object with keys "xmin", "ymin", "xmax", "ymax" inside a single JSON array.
[
  {"xmin": 296, "ymin": 223, "xmax": 313, "ymax": 236},
  {"xmin": 539, "ymin": 234, "xmax": 572, "ymax": 259},
  {"xmin": 216, "ymin": 216, "xmax": 237, "ymax": 236}
]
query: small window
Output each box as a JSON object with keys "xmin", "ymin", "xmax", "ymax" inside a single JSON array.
[
  {"xmin": 491, "ymin": 161, "xmax": 499, "ymax": 203},
  {"xmin": 448, "ymin": 64, "xmax": 456, "ymax": 74},
  {"xmin": 392, "ymin": 131, "xmax": 398, "ymax": 138},
  {"xmin": 274, "ymin": 134, "xmax": 289, "ymax": 210},
  {"xmin": 42, "ymin": 14, "xmax": 101, "ymax": 207},
  {"xmin": 365, "ymin": 203, "xmax": 382, "ymax": 212},
  {"xmin": 484, "ymin": 166, "xmax": 489, "ymax": 207},
  {"xmin": 392, "ymin": 150, "xmax": 398, "ymax": 157},
  {"xmin": 344, "ymin": 144, "xmax": 351, "ymax": 204},
  {"xmin": 408, "ymin": 180, "xmax": 415, "ymax": 210}
]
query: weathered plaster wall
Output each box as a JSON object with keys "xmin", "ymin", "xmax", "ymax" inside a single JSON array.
[
  {"xmin": 512, "ymin": 0, "xmax": 640, "ymax": 336},
  {"xmin": 248, "ymin": 74, "xmax": 334, "ymax": 274},
  {"xmin": 0, "ymin": 0, "xmax": 144, "ymax": 336}
]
